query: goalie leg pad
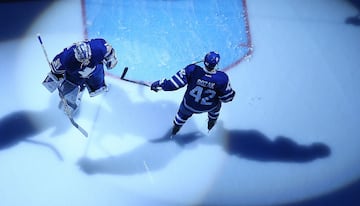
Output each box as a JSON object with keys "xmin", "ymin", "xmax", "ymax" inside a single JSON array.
[
  {"xmin": 85, "ymin": 65, "xmax": 108, "ymax": 97},
  {"xmin": 58, "ymin": 80, "xmax": 82, "ymax": 116},
  {"xmin": 88, "ymin": 84, "xmax": 108, "ymax": 97}
]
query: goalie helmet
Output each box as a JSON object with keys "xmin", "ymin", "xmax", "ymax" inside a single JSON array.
[
  {"xmin": 204, "ymin": 51, "xmax": 220, "ymax": 71},
  {"xmin": 74, "ymin": 41, "xmax": 91, "ymax": 66}
]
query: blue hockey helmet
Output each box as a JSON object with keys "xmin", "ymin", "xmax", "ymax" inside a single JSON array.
[
  {"xmin": 74, "ymin": 41, "xmax": 91, "ymax": 66},
  {"xmin": 204, "ymin": 51, "xmax": 220, "ymax": 70}
]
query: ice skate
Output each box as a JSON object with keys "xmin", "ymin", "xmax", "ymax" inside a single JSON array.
[
  {"xmin": 208, "ymin": 119, "xmax": 217, "ymax": 131},
  {"xmin": 171, "ymin": 123, "xmax": 182, "ymax": 136}
]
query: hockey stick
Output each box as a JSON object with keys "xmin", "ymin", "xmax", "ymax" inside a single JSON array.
[
  {"xmin": 192, "ymin": 60, "xmax": 204, "ymax": 65},
  {"xmin": 61, "ymin": 98, "xmax": 88, "ymax": 137},
  {"xmin": 119, "ymin": 62, "xmax": 203, "ymax": 88},
  {"xmin": 37, "ymin": 33, "xmax": 88, "ymax": 137},
  {"xmin": 120, "ymin": 67, "xmax": 151, "ymax": 87}
]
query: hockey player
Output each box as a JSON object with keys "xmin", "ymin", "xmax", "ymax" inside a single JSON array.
[
  {"xmin": 150, "ymin": 51, "xmax": 235, "ymax": 136},
  {"xmin": 42, "ymin": 38, "xmax": 118, "ymax": 116}
]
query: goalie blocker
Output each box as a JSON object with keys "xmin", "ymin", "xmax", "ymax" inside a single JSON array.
[{"xmin": 42, "ymin": 72, "xmax": 64, "ymax": 93}]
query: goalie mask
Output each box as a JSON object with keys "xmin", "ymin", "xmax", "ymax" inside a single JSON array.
[
  {"xmin": 74, "ymin": 41, "xmax": 91, "ymax": 67},
  {"xmin": 204, "ymin": 51, "xmax": 220, "ymax": 71}
]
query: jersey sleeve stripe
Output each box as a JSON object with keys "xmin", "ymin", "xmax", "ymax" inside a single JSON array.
[
  {"xmin": 174, "ymin": 114, "xmax": 187, "ymax": 126},
  {"xmin": 170, "ymin": 77, "xmax": 180, "ymax": 88},
  {"xmin": 219, "ymin": 90, "xmax": 234, "ymax": 99},
  {"xmin": 219, "ymin": 91, "xmax": 235, "ymax": 102},
  {"xmin": 174, "ymin": 73, "xmax": 185, "ymax": 85}
]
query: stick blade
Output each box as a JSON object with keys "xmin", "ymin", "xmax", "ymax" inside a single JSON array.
[
  {"xmin": 121, "ymin": 67, "xmax": 128, "ymax": 79},
  {"xmin": 77, "ymin": 126, "xmax": 89, "ymax": 137},
  {"xmin": 70, "ymin": 117, "xmax": 88, "ymax": 137}
]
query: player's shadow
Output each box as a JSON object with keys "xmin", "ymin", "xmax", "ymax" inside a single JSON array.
[
  {"xmin": 0, "ymin": 99, "xmax": 67, "ymax": 160},
  {"xmin": 78, "ymin": 83, "xmax": 330, "ymax": 175},
  {"xmin": 78, "ymin": 129, "xmax": 203, "ymax": 175},
  {"xmin": 78, "ymin": 122, "xmax": 330, "ymax": 175},
  {"xmin": 346, "ymin": 0, "xmax": 360, "ymax": 26},
  {"xmin": 220, "ymin": 129, "xmax": 330, "ymax": 162},
  {"xmin": 152, "ymin": 124, "xmax": 331, "ymax": 162}
]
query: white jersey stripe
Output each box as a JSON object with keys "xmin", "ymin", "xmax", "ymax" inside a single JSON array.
[
  {"xmin": 170, "ymin": 77, "xmax": 179, "ymax": 88},
  {"xmin": 174, "ymin": 73, "xmax": 185, "ymax": 86}
]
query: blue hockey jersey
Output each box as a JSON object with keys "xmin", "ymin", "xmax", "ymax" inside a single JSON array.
[
  {"xmin": 50, "ymin": 38, "xmax": 109, "ymax": 81},
  {"xmin": 159, "ymin": 64, "xmax": 235, "ymax": 113}
]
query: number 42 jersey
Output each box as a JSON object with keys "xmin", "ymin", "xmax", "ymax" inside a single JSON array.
[{"xmin": 159, "ymin": 64, "xmax": 236, "ymax": 113}]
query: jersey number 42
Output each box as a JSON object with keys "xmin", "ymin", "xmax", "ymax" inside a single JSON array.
[{"xmin": 189, "ymin": 85, "xmax": 216, "ymax": 106}]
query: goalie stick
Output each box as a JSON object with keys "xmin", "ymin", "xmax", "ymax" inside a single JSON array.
[
  {"xmin": 61, "ymin": 98, "xmax": 88, "ymax": 137},
  {"xmin": 37, "ymin": 33, "xmax": 88, "ymax": 137}
]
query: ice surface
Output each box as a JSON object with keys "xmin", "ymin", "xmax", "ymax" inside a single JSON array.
[{"xmin": 1, "ymin": 0, "xmax": 360, "ymax": 206}]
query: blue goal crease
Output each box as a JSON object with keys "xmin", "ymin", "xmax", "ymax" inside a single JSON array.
[{"xmin": 83, "ymin": 0, "xmax": 252, "ymax": 82}]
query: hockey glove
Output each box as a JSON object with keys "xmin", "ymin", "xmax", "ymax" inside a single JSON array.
[
  {"xmin": 104, "ymin": 48, "xmax": 118, "ymax": 70},
  {"xmin": 52, "ymin": 71, "xmax": 64, "ymax": 81},
  {"xmin": 42, "ymin": 72, "xmax": 64, "ymax": 93},
  {"xmin": 151, "ymin": 80, "xmax": 162, "ymax": 92}
]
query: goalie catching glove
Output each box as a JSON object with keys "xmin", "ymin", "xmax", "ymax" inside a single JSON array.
[{"xmin": 103, "ymin": 44, "xmax": 118, "ymax": 69}]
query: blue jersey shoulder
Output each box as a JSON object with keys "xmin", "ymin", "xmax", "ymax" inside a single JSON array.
[
  {"xmin": 185, "ymin": 64, "xmax": 229, "ymax": 90},
  {"xmin": 88, "ymin": 38, "xmax": 107, "ymax": 60},
  {"xmin": 87, "ymin": 38, "xmax": 108, "ymax": 67},
  {"xmin": 58, "ymin": 46, "xmax": 79, "ymax": 71}
]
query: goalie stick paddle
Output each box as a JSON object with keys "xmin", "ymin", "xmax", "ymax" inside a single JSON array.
[
  {"xmin": 70, "ymin": 117, "xmax": 88, "ymax": 137},
  {"xmin": 120, "ymin": 67, "xmax": 151, "ymax": 87},
  {"xmin": 37, "ymin": 33, "xmax": 88, "ymax": 137},
  {"xmin": 63, "ymin": 99, "xmax": 88, "ymax": 137}
]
